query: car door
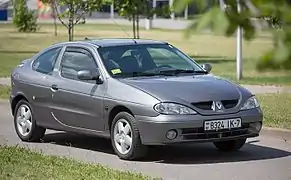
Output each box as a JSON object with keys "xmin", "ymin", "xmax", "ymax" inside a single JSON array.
[
  {"xmin": 50, "ymin": 45, "xmax": 106, "ymax": 132},
  {"xmin": 26, "ymin": 46, "xmax": 63, "ymax": 127}
]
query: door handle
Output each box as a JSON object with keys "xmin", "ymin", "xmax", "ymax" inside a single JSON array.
[{"xmin": 51, "ymin": 84, "xmax": 58, "ymax": 91}]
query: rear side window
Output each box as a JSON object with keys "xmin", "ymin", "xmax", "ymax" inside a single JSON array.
[{"xmin": 32, "ymin": 47, "xmax": 62, "ymax": 75}]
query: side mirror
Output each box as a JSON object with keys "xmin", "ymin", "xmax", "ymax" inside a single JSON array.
[
  {"xmin": 201, "ymin": 63, "xmax": 212, "ymax": 73},
  {"xmin": 77, "ymin": 70, "xmax": 101, "ymax": 82}
]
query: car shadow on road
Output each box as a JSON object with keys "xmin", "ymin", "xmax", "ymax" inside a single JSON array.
[
  {"xmin": 42, "ymin": 132, "xmax": 115, "ymax": 155},
  {"xmin": 42, "ymin": 132, "xmax": 291, "ymax": 165}
]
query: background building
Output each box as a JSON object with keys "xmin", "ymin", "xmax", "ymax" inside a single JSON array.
[{"xmin": 0, "ymin": 0, "xmax": 215, "ymax": 21}]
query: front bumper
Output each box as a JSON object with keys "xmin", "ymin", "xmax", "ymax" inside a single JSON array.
[{"xmin": 136, "ymin": 108, "xmax": 263, "ymax": 145}]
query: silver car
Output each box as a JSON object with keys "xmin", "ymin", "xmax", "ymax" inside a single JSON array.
[{"xmin": 10, "ymin": 38, "xmax": 263, "ymax": 160}]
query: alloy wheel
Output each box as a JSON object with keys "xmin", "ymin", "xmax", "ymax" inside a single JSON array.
[
  {"xmin": 16, "ymin": 104, "xmax": 32, "ymax": 137},
  {"xmin": 113, "ymin": 119, "xmax": 133, "ymax": 155}
]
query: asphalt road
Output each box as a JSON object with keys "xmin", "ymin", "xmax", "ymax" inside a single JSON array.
[{"xmin": 0, "ymin": 100, "xmax": 290, "ymax": 180}]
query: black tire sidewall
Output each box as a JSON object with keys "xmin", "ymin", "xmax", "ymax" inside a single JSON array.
[
  {"xmin": 14, "ymin": 99, "xmax": 37, "ymax": 141},
  {"xmin": 110, "ymin": 112, "xmax": 144, "ymax": 160}
]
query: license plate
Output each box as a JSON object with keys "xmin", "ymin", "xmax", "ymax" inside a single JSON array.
[{"xmin": 204, "ymin": 118, "xmax": 241, "ymax": 131}]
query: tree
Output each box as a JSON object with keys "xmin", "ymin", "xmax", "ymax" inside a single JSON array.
[
  {"xmin": 13, "ymin": 0, "xmax": 38, "ymax": 32},
  {"xmin": 42, "ymin": 0, "xmax": 104, "ymax": 41},
  {"xmin": 174, "ymin": 0, "xmax": 291, "ymax": 71},
  {"xmin": 51, "ymin": 0, "xmax": 58, "ymax": 36},
  {"xmin": 112, "ymin": 0, "xmax": 156, "ymax": 39},
  {"xmin": 39, "ymin": 0, "xmax": 58, "ymax": 36}
]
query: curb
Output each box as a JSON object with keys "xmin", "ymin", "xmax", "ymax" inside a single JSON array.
[
  {"xmin": 262, "ymin": 126, "xmax": 291, "ymax": 133},
  {"xmin": 261, "ymin": 127, "xmax": 291, "ymax": 142},
  {"xmin": 0, "ymin": 99, "xmax": 9, "ymax": 103}
]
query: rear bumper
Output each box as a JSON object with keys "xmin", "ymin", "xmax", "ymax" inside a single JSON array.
[{"xmin": 136, "ymin": 108, "xmax": 263, "ymax": 145}]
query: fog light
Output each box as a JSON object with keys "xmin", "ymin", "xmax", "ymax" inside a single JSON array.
[
  {"xmin": 250, "ymin": 122, "xmax": 262, "ymax": 132},
  {"xmin": 166, "ymin": 130, "xmax": 177, "ymax": 140}
]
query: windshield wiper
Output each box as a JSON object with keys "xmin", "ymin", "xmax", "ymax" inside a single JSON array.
[
  {"xmin": 159, "ymin": 69, "xmax": 208, "ymax": 75},
  {"xmin": 192, "ymin": 70, "xmax": 209, "ymax": 74},
  {"xmin": 115, "ymin": 69, "xmax": 208, "ymax": 78},
  {"xmin": 115, "ymin": 71, "xmax": 173, "ymax": 78}
]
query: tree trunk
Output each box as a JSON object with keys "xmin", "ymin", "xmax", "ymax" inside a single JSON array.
[
  {"xmin": 68, "ymin": 10, "xmax": 74, "ymax": 41},
  {"xmin": 132, "ymin": 14, "xmax": 136, "ymax": 39},
  {"xmin": 68, "ymin": 26, "xmax": 73, "ymax": 41},
  {"xmin": 68, "ymin": 19, "xmax": 73, "ymax": 41},
  {"xmin": 136, "ymin": 14, "xmax": 140, "ymax": 39},
  {"xmin": 67, "ymin": 5, "xmax": 75, "ymax": 41},
  {"xmin": 52, "ymin": 0, "xmax": 57, "ymax": 36},
  {"xmin": 72, "ymin": 23, "xmax": 74, "ymax": 41},
  {"xmin": 54, "ymin": 17, "xmax": 57, "ymax": 36}
]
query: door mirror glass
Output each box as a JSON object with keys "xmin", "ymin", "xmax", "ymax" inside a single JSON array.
[
  {"xmin": 77, "ymin": 70, "xmax": 100, "ymax": 81},
  {"xmin": 201, "ymin": 63, "xmax": 212, "ymax": 73}
]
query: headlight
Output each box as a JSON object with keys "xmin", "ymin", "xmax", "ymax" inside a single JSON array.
[
  {"xmin": 154, "ymin": 102, "xmax": 197, "ymax": 115},
  {"xmin": 240, "ymin": 96, "xmax": 260, "ymax": 110}
]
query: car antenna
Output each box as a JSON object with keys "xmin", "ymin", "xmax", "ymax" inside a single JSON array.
[
  {"xmin": 105, "ymin": 7, "xmax": 135, "ymax": 43},
  {"xmin": 110, "ymin": 18, "xmax": 137, "ymax": 44},
  {"xmin": 110, "ymin": 18, "xmax": 131, "ymax": 38}
]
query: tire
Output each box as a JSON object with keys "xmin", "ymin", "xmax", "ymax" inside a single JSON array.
[
  {"xmin": 213, "ymin": 138, "xmax": 246, "ymax": 152},
  {"xmin": 14, "ymin": 99, "xmax": 46, "ymax": 142},
  {"xmin": 110, "ymin": 112, "xmax": 147, "ymax": 160}
]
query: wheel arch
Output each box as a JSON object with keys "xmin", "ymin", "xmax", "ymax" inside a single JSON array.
[
  {"xmin": 108, "ymin": 105, "xmax": 134, "ymax": 131},
  {"xmin": 11, "ymin": 94, "xmax": 29, "ymax": 116}
]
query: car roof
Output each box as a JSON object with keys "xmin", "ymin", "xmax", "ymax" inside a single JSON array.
[
  {"xmin": 87, "ymin": 38, "xmax": 168, "ymax": 47},
  {"xmin": 53, "ymin": 38, "xmax": 168, "ymax": 48}
]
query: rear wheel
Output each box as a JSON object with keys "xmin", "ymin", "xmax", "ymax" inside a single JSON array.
[
  {"xmin": 110, "ymin": 112, "xmax": 147, "ymax": 160},
  {"xmin": 14, "ymin": 99, "xmax": 46, "ymax": 142},
  {"xmin": 213, "ymin": 138, "xmax": 246, "ymax": 152}
]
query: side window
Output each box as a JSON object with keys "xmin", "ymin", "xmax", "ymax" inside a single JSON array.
[
  {"xmin": 32, "ymin": 47, "xmax": 62, "ymax": 75},
  {"xmin": 60, "ymin": 47, "xmax": 98, "ymax": 81}
]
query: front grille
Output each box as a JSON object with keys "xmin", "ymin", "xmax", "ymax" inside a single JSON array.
[
  {"xmin": 221, "ymin": 100, "xmax": 239, "ymax": 109},
  {"xmin": 192, "ymin": 101, "xmax": 212, "ymax": 110},
  {"xmin": 181, "ymin": 124, "xmax": 250, "ymax": 140},
  {"xmin": 191, "ymin": 99, "xmax": 239, "ymax": 110}
]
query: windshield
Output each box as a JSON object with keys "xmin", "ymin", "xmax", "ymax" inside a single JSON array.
[{"xmin": 97, "ymin": 44, "xmax": 206, "ymax": 78}]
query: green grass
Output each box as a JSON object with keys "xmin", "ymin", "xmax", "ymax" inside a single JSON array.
[
  {"xmin": 193, "ymin": 57, "xmax": 291, "ymax": 85},
  {"xmin": 0, "ymin": 145, "xmax": 153, "ymax": 180},
  {"xmin": 1, "ymin": 23, "xmax": 291, "ymax": 85},
  {"xmin": 257, "ymin": 93, "xmax": 291, "ymax": 130},
  {"xmin": 0, "ymin": 53, "xmax": 34, "ymax": 77},
  {"xmin": 0, "ymin": 85, "xmax": 10, "ymax": 99}
]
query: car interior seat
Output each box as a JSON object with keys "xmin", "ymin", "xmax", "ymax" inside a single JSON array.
[{"xmin": 117, "ymin": 56, "xmax": 140, "ymax": 74}]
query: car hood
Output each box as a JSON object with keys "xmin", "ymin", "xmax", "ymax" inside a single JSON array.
[{"xmin": 120, "ymin": 75, "xmax": 252, "ymax": 114}]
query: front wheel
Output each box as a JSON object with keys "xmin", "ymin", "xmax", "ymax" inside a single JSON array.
[
  {"xmin": 110, "ymin": 112, "xmax": 147, "ymax": 160},
  {"xmin": 213, "ymin": 138, "xmax": 246, "ymax": 152}
]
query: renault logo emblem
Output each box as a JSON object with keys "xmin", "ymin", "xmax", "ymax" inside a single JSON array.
[{"xmin": 211, "ymin": 101, "xmax": 224, "ymax": 112}]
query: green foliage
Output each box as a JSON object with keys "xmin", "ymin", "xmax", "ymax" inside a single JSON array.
[
  {"xmin": 106, "ymin": 0, "xmax": 151, "ymax": 38},
  {"xmin": 155, "ymin": 5, "xmax": 171, "ymax": 18},
  {"xmin": 13, "ymin": 0, "xmax": 38, "ymax": 32},
  {"xmin": 174, "ymin": 0, "xmax": 291, "ymax": 71},
  {"xmin": 41, "ymin": 0, "xmax": 103, "ymax": 41},
  {"xmin": 111, "ymin": 0, "xmax": 170, "ymax": 38},
  {"xmin": 113, "ymin": 0, "xmax": 153, "ymax": 20}
]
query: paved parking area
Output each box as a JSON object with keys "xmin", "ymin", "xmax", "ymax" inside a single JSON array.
[{"xmin": 0, "ymin": 101, "xmax": 290, "ymax": 180}]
